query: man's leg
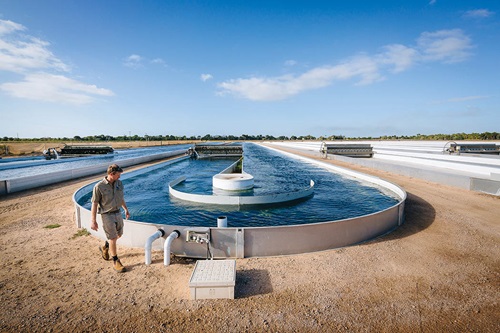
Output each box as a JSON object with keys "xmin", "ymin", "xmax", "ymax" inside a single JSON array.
[
  {"xmin": 101, "ymin": 214, "xmax": 125, "ymax": 272},
  {"xmin": 108, "ymin": 237, "xmax": 118, "ymax": 257},
  {"xmin": 99, "ymin": 240, "xmax": 110, "ymax": 260},
  {"xmin": 109, "ymin": 237, "xmax": 125, "ymax": 273}
]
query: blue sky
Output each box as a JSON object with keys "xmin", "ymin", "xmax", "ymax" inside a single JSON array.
[{"xmin": 0, "ymin": 0, "xmax": 499, "ymax": 138}]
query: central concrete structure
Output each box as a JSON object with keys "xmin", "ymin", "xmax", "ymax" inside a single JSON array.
[{"xmin": 212, "ymin": 173, "xmax": 254, "ymax": 191}]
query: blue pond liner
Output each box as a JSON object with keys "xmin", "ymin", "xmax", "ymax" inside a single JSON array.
[{"xmin": 78, "ymin": 143, "xmax": 399, "ymax": 228}]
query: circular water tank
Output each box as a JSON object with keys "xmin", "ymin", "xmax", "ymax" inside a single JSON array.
[{"xmin": 212, "ymin": 173, "xmax": 254, "ymax": 191}]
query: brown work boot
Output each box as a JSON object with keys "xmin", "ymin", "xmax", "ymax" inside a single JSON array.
[
  {"xmin": 99, "ymin": 245, "xmax": 110, "ymax": 261},
  {"xmin": 113, "ymin": 259, "xmax": 126, "ymax": 273}
]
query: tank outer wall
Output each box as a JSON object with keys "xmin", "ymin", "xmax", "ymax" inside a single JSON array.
[{"xmin": 243, "ymin": 207, "xmax": 400, "ymax": 257}]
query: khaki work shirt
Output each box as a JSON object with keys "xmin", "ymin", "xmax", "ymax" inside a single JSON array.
[{"xmin": 91, "ymin": 177, "xmax": 125, "ymax": 214}]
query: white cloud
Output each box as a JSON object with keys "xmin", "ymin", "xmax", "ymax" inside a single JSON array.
[
  {"xmin": 200, "ymin": 73, "xmax": 213, "ymax": 82},
  {"xmin": 447, "ymin": 95, "xmax": 489, "ymax": 103},
  {"xmin": 429, "ymin": 0, "xmax": 436, "ymax": 5},
  {"xmin": 218, "ymin": 76, "xmax": 295, "ymax": 101},
  {"xmin": 0, "ymin": 19, "xmax": 69, "ymax": 73},
  {"xmin": 0, "ymin": 19, "xmax": 25, "ymax": 35},
  {"xmin": 463, "ymin": 9, "xmax": 495, "ymax": 19},
  {"xmin": 1, "ymin": 72, "xmax": 114, "ymax": 105},
  {"xmin": 377, "ymin": 44, "xmax": 418, "ymax": 73},
  {"xmin": 123, "ymin": 54, "xmax": 143, "ymax": 68},
  {"xmin": 151, "ymin": 58, "xmax": 166, "ymax": 67},
  {"xmin": 218, "ymin": 29, "xmax": 473, "ymax": 101},
  {"xmin": 430, "ymin": 95, "xmax": 490, "ymax": 105},
  {"xmin": 218, "ymin": 56, "xmax": 383, "ymax": 101},
  {"xmin": 0, "ymin": 18, "xmax": 114, "ymax": 105},
  {"xmin": 284, "ymin": 60, "xmax": 297, "ymax": 67},
  {"xmin": 124, "ymin": 55, "xmax": 168, "ymax": 68},
  {"xmin": 417, "ymin": 29, "xmax": 472, "ymax": 63}
]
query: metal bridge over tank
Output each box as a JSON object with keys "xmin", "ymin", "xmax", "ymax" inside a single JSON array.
[
  {"xmin": 43, "ymin": 144, "xmax": 114, "ymax": 160},
  {"xmin": 320, "ymin": 142, "xmax": 374, "ymax": 158},
  {"xmin": 445, "ymin": 142, "xmax": 500, "ymax": 155},
  {"xmin": 192, "ymin": 143, "xmax": 243, "ymax": 159}
]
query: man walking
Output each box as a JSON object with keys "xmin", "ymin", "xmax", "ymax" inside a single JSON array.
[{"xmin": 90, "ymin": 164, "xmax": 130, "ymax": 273}]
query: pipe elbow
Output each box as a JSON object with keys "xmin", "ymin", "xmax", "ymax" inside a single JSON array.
[
  {"xmin": 145, "ymin": 229, "xmax": 166, "ymax": 265},
  {"xmin": 163, "ymin": 230, "xmax": 181, "ymax": 267}
]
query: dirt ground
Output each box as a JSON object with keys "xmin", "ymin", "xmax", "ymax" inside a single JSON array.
[{"xmin": 0, "ymin": 147, "xmax": 499, "ymax": 332}]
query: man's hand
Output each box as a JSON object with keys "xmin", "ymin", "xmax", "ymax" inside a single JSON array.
[{"xmin": 90, "ymin": 220, "xmax": 98, "ymax": 231}]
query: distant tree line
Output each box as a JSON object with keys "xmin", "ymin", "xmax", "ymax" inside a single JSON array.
[
  {"xmin": 1, "ymin": 132, "xmax": 499, "ymax": 142},
  {"xmin": 0, "ymin": 134, "xmax": 345, "ymax": 142},
  {"xmin": 373, "ymin": 132, "xmax": 500, "ymax": 141}
]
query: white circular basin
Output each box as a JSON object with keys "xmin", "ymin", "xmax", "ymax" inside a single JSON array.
[{"xmin": 212, "ymin": 173, "xmax": 254, "ymax": 191}]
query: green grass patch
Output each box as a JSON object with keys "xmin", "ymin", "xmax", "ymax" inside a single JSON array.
[
  {"xmin": 71, "ymin": 228, "xmax": 91, "ymax": 239},
  {"xmin": 44, "ymin": 224, "xmax": 61, "ymax": 229}
]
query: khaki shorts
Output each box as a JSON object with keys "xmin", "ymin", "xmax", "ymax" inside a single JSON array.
[{"xmin": 101, "ymin": 211, "xmax": 124, "ymax": 240}]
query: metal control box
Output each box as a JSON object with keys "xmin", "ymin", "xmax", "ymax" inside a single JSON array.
[
  {"xmin": 189, "ymin": 259, "xmax": 236, "ymax": 300},
  {"xmin": 185, "ymin": 227, "xmax": 210, "ymax": 243}
]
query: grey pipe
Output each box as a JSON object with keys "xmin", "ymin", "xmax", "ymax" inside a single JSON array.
[
  {"xmin": 164, "ymin": 230, "xmax": 181, "ymax": 267},
  {"xmin": 144, "ymin": 229, "xmax": 165, "ymax": 265}
]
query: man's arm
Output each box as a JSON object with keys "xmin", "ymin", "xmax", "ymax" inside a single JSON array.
[
  {"xmin": 90, "ymin": 202, "xmax": 99, "ymax": 231},
  {"xmin": 122, "ymin": 201, "xmax": 130, "ymax": 219}
]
